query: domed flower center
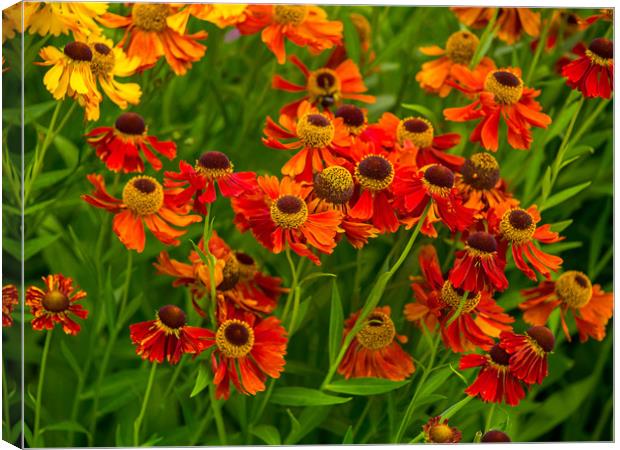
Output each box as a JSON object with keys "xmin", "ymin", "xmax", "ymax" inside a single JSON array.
[
  {"xmin": 122, "ymin": 176, "xmax": 164, "ymax": 216},
  {"xmin": 499, "ymin": 208, "xmax": 536, "ymax": 245},
  {"xmin": 335, "ymin": 104, "xmax": 366, "ymax": 132},
  {"xmin": 355, "ymin": 155, "xmax": 394, "ymax": 192},
  {"xmin": 314, "ymin": 166, "xmax": 354, "ymax": 205},
  {"xmin": 196, "ymin": 151, "xmax": 234, "ymax": 179},
  {"xmin": 273, "ymin": 5, "xmax": 308, "ymax": 25},
  {"xmin": 64, "ymin": 41, "xmax": 93, "ymax": 62},
  {"xmin": 554, "ymin": 270, "xmax": 593, "ymax": 309},
  {"xmin": 526, "ymin": 326, "xmax": 555, "ymax": 353},
  {"xmin": 270, "ymin": 195, "xmax": 308, "ymax": 229},
  {"xmin": 216, "ymin": 319, "xmax": 255, "ymax": 358},
  {"xmin": 297, "ymin": 113, "xmax": 335, "ymax": 148},
  {"xmin": 488, "ymin": 344, "xmax": 511, "ymax": 366},
  {"xmin": 217, "ymin": 254, "xmax": 241, "ymax": 291},
  {"xmin": 484, "ymin": 70, "xmax": 524, "ymax": 105},
  {"xmin": 586, "ymin": 38, "xmax": 613, "ymax": 66},
  {"xmin": 307, "ymin": 69, "xmax": 341, "ymax": 108},
  {"xmin": 90, "ymin": 42, "xmax": 116, "ymax": 77},
  {"xmin": 396, "ymin": 116, "xmax": 434, "ymax": 148},
  {"xmin": 481, "ymin": 430, "xmax": 511, "ymax": 443},
  {"xmin": 115, "ymin": 112, "xmax": 146, "ymax": 135},
  {"xmin": 157, "ymin": 305, "xmax": 186, "ymax": 330},
  {"xmin": 424, "ymin": 164, "xmax": 455, "ymax": 188},
  {"xmin": 461, "ymin": 152, "xmax": 500, "ymax": 190},
  {"xmin": 440, "ymin": 281, "xmax": 481, "ymax": 313},
  {"xmin": 356, "ymin": 312, "xmax": 395, "ymax": 350},
  {"xmin": 429, "ymin": 424, "xmax": 455, "ymax": 443},
  {"xmin": 132, "ymin": 4, "xmax": 170, "ymax": 32},
  {"xmin": 235, "ymin": 252, "xmax": 257, "ymax": 280},
  {"xmin": 42, "ymin": 289, "xmax": 70, "ymax": 313},
  {"xmin": 467, "ymin": 231, "xmax": 497, "ymax": 254},
  {"xmin": 445, "ymin": 30, "xmax": 479, "ymax": 65}
]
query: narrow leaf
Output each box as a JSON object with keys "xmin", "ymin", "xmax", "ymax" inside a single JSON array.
[
  {"xmin": 270, "ymin": 387, "xmax": 351, "ymax": 406},
  {"xmin": 328, "ymin": 280, "xmax": 344, "ymax": 366},
  {"xmin": 325, "ymin": 378, "xmax": 409, "ymax": 396}
]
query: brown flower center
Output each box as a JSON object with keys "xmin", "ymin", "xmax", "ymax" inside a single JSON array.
[
  {"xmin": 440, "ymin": 281, "xmax": 481, "ymax": 312},
  {"xmin": 356, "ymin": 312, "xmax": 395, "ymax": 350},
  {"xmin": 481, "ymin": 430, "xmax": 511, "ymax": 442},
  {"xmin": 499, "ymin": 208, "xmax": 536, "ymax": 245},
  {"xmin": 115, "ymin": 112, "xmax": 146, "ymax": 135},
  {"xmin": 216, "ymin": 319, "xmax": 255, "ymax": 358},
  {"xmin": 467, "ymin": 232, "xmax": 497, "ymax": 254},
  {"xmin": 158, "ymin": 305, "xmax": 186, "ymax": 329},
  {"xmin": 297, "ymin": 113, "xmax": 335, "ymax": 148},
  {"xmin": 90, "ymin": 42, "xmax": 115, "ymax": 77},
  {"xmin": 335, "ymin": 105, "xmax": 365, "ymax": 128},
  {"xmin": 589, "ymin": 38, "xmax": 613, "ymax": 60},
  {"xmin": 270, "ymin": 195, "xmax": 308, "ymax": 229},
  {"xmin": 273, "ymin": 5, "xmax": 308, "ymax": 25},
  {"xmin": 445, "ymin": 30, "xmax": 479, "ymax": 65},
  {"xmin": 424, "ymin": 164, "xmax": 454, "ymax": 189},
  {"xmin": 42, "ymin": 290, "xmax": 70, "ymax": 313},
  {"xmin": 122, "ymin": 176, "xmax": 164, "ymax": 215},
  {"xmin": 355, "ymin": 155, "xmax": 394, "ymax": 192},
  {"xmin": 489, "ymin": 344, "xmax": 511, "ymax": 366},
  {"xmin": 527, "ymin": 326, "xmax": 555, "ymax": 353},
  {"xmin": 461, "ymin": 153, "xmax": 500, "ymax": 190},
  {"xmin": 554, "ymin": 270, "xmax": 593, "ymax": 309},
  {"xmin": 196, "ymin": 151, "xmax": 234, "ymax": 179},
  {"xmin": 64, "ymin": 41, "xmax": 93, "ymax": 62},
  {"xmin": 218, "ymin": 254, "xmax": 241, "ymax": 291},
  {"xmin": 396, "ymin": 116, "xmax": 434, "ymax": 148},
  {"xmin": 132, "ymin": 4, "xmax": 170, "ymax": 32},
  {"xmin": 314, "ymin": 166, "xmax": 354, "ymax": 205},
  {"xmin": 484, "ymin": 70, "xmax": 524, "ymax": 105}
]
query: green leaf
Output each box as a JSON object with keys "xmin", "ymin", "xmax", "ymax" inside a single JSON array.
[
  {"xmin": 270, "ymin": 387, "xmax": 351, "ymax": 406},
  {"xmin": 541, "ymin": 166, "xmax": 552, "ymax": 201},
  {"xmin": 22, "ymin": 233, "xmax": 61, "ymax": 260},
  {"xmin": 32, "ymin": 168, "xmax": 74, "ymax": 190},
  {"xmin": 342, "ymin": 426, "xmax": 354, "ymax": 444},
  {"xmin": 418, "ymin": 367, "xmax": 452, "ymax": 399},
  {"xmin": 190, "ymin": 364, "xmax": 210, "ymax": 398},
  {"xmin": 545, "ymin": 97, "xmax": 581, "ymax": 143},
  {"xmin": 285, "ymin": 406, "xmax": 331, "ymax": 445},
  {"xmin": 3, "ymin": 100, "xmax": 56, "ymax": 126},
  {"xmin": 325, "ymin": 378, "xmax": 409, "ymax": 396},
  {"xmin": 41, "ymin": 420, "xmax": 90, "ymax": 436},
  {"xmin": 251, "ymin": 425, "xmax": 281, "ymax": 445},
  {"xmin": 328, "ymin": 280, "xmax": 344, "ymax": 366},
  {"xmin": 342, "ymin": 16, "xmax": 361, "ymax": 66},
  {"xmin": 550, "ymin": 220, "xmax": 573, "ymax": 233},
  {"xmin": 541, "ymin": 181, "xmax": 591, "ymax": 212}
]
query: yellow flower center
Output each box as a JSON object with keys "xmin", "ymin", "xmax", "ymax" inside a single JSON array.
[
  {"xmin": 273, "ymin": 5, "xmax": 308, "ymax": 25},
  {"xmin": 132, "ymin": 4, "xmax": 170, "ymax": 32},
  {"xmin": 218, "ymin": 254, "xmax": 241, "ymax": 291},
  {"xmin": 335, "ymin": 104, "xmax": 366, "ymax": 135},
  {"xmin": 307, "ymin": 68, "xmax": 341, "ymax": 107},
  {"xmin": 216, "ymin": 319, "xmax": 255, "ymax": 358},
  {"xmin": 270, "ymin": 195, "xmax": 309, "ymax": 229},
  {"xmin": 429, "ymin": 424, "xmax": 455, "ymax": 443},
  {"xmin": 440, "ymin": 281, "xmax": 481, "ymax": 313},
  {"xmin": 235, "ymin": 252, "xmax": 257, "ymax": 281},
  {"xmin": 63, "ymin": 41, "xmax": 93, "ymax": 62},
  {"xmin": 356, "ymin": 312, "xmax": 395, "ymax": 350},
  {"xmin": 156, "ymin": 305, "xmax": 187, "ymax": 336},
  {"xmin": 355, "ymin": 155, "xmax": 394, "ymax": 192},
  {"xmin": 554, "ymin": 270, "xmax": 593, "ymax": 309},
  {"xmin": 42, "ymin": 289, "xmax": 70, "ymax": 313},
  {"xmin": 484, "ymin": 70, "xmax": 524, "ymax": 105},
  {"xmin": 296, "ymin": 113, "xmax": 335, "ymax": 148},
  {"xmin": 195, "ymin": 151, "xmax": 234, "ymax": 180},
  {"xmin": 421, "ymin": 164, "xmax": 455, "ymax": 198},
  {"xmin": 461, "ymin": 152, "xmax": 500, "ymax": 190},
  {"xmin": 586, "ymin": 37, "xmax": 613, "ymax": 66},
  {"xmin": 445, "ymin": 30, "xmax": 479, "ymax": 65},
  {"xmin": 396, "ymin": 117, "xmax": 434, "ymax": 148},
  {"xmin": 90, "ymin": 42, "xmax": 115, "ymax": 77},
  {"xmin": 314, "ymin": 166, "xmax": 354, "ymax": 205},
  {"xmin": 499, "ymin": 208, "xmax": 536, "ymax": 245},
  {"xmin": 122, "ymin": 176, "xmax": 164, "ymax": 216}
]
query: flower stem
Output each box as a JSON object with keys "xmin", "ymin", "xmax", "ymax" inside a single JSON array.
[
  {"xmin": 133, "ymin": 363, "xmax": 158, "ymax": 447},
  {"xmin": 2, "ymin": 359, "xmax": 11, "ymax": 442},
  {"xmin": 525, "ymin": 9, "xmax": 552, "ymax": 85},
  {"xmin": 209, "ymin": 380, "xmax": 227, "ymax": 445},
  {"xmin": 485, "ymin": 403, "xmax": 496, "ymax": 432},
  {"xmin": 33, "ymin": 329, "xmax": 53, "ymax": 447}
]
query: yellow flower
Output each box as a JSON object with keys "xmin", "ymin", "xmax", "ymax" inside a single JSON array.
[
  {"xmin": 2, "ymin": 3, "xmax": 23, "ymax": 43},
  {"xmin": 186, "ymin": 4, "xmax": 248, "ymax": 28},
  {"xmin": 25, "ymin": 2, "xmax": 107, "ymax": 39}
]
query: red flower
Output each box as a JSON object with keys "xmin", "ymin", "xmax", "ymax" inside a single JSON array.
[
  {"xmin": 164, "ymin": 151, "xmax": 257, "ymax": 215},
  {"xmin": 561, "ymin": 37, "xmax": 613, "ymax": 99},
  {"xmin": 2, "ymin": 284, "xmax": 18, "ymax": 327},
  {"xmin": 459, "ymin": 344, "xmax": 526, "ymax": 406},
  {"xmin": 82, "ymin": 174, "xmax": 202, "ymax": 253},
  {"xmin": 272, "ymin": 55, "xmax": 374, "ymax": 117},
  {"xmin": 202, "ymin": 302, "xmax": 288, "ymax": 399},
  {"xmin": 499, "ymin": 326, "xmax": 554, "ymax": 385},
  {"xmin": 519, "ymin": 271, "xmax": 613, "ymax": 343},
  {"xmin": 232, "ymin": 175, "xmax": 342, "ymax": 265},
  {"xmin": 262, "ymin": 101, "xmax": 350, "ymax": 181},
  {"xmin": 129, "ymin": 305, "xmax": 211, "ymax": 364},
  {"xmin": 86, "ymin": 112, "xmax": 176, "ymax": 173},
  {"xmin": 338, "ymin": 306, "xmax": 415, "ymax": 381},
  {"xmin": 422, "ymin": 416, "xmax": 462, "ymax": 443},
  {"xmin": 449, "ymin": 231, "xmax": 509, "ymax": 292},
  {"xmin": 444, "ymin": 66, "xmax": 551, "ymax": 151},
  {"xmin": 25, "ymin": 274, "xmax": 88, "ymax": 335},
  {"xmin": 491, "ymin": 205, "xmax": 563, "ymax": 281},
  {"xmin": 393, "ymin": 163, "xmax": 474, "ymax": 237}
]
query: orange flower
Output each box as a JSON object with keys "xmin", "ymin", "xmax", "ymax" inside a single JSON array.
[
  {"xmin": 499, "ymin": 326, "xmax": 554, "ymax": 385},
  {"xmin": 404, "ymin": 246, "xmax": 445, "ymax": 331},
  {"xmin": 562, "ymin": 37, "xmax": 613, "ymax": 99},
  {"xmin": 81, "ymin": 174, "xmax": 202, "ymax": 253},
  {"xmin": 262, "ymin": 101, "xmax": 349, "ymax": 181},
  {"xmin": 2, "ymin": 284, "xmax": 18, "ymax": 327},
  {"xmin": 451, "ymin": 7, "xmax": 540, "ymax": 45},
  {"xmin": 202, "ymin": 302, "xmax": 288, "ymax": 399},
  {"xmin": 416, "ymin": 30, "xmax": 495, "ymax": 97},
  {"xmin": 237, "ymin": 5, "xmax": 342, "ymax": 64},
  {"xmin": 491, "ymin": 205, "xmax": 563, "ymax": 281},
  {"xmin": 86, "ymin": 112, "xmax": 176, "ymax": 173},
  {"xmin": 519, "ymin": 271, "xmax": 613, "ymax": 343},
  {"xmin": 183, "ymin": 4, "xmax": 248, "ymax": 28},
  {"xmin": 272, "ymin": 55, "xmax": 375, "ymax": 117},
  {"xmin": 422, "ymin": 416, "xmax": 462, "ymax": 443},
  {"xmin": 26, "ymin": 274, "xmax": 88, "ymax": 335},
  {"xmin": 98, "ymin": 4, "xmax": 208, "ymax": 75},
  {"xmin": 129, "ymin": 305, "xmax": 211, "ymax": 364},
  {"xmin": 338, "ymin": 306, "xmax": 415, "ymax": 381},
  {"xmin": 444, "ymin": 66, "xmax": 551, "ymax": 151}
]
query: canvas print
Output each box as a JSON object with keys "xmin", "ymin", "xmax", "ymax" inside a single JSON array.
[{"xmin": 1, "ymin": 2, "xmax": 614, "ymax": 447}]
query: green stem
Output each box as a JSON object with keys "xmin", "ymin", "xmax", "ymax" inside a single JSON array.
[
  {"xmin": 393, "ymin": 329, "xmax": 440, "ymax": 443},
  {"xmin": 133, "ymin": 363, "xmax": 158, "ymax": 447},
  {"xmin": 281, "ymin": 248, "xmax": 300, "ymax": 325},
  {"xmin": 2, "ymin": 361, "xmax": 11, "ymax": 442},
  {"xmin": 525, "ymin": 10, "xmax": 552, "ymax": 85},
  {"xmin": 33, "ymin": 330, "xmax": 53, "ymax": 446},
  {"xmin": 445, "ymin": 290, "xmax": 470, "ymax": 326},
  {"xmin": 189, "ymin": 408, "xmax": 214, "ymax": 445},
  {"xmin": 469, "ymin": 9, "xmax": 498, "ymax": 69},
  {"xmin": 162, "ymin": 358, "xmax": 185, "ymax": 403},
  {"xmin": 569, "ymin": 98, "xmax": 610, "ymax": 149},
  {"xmin": 209, "ymin": 381, "xmax": 227, "ymax": 445},
  {"xmin": 484, "ymin": 403, "xmax": 496, "ymax": 432}
]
